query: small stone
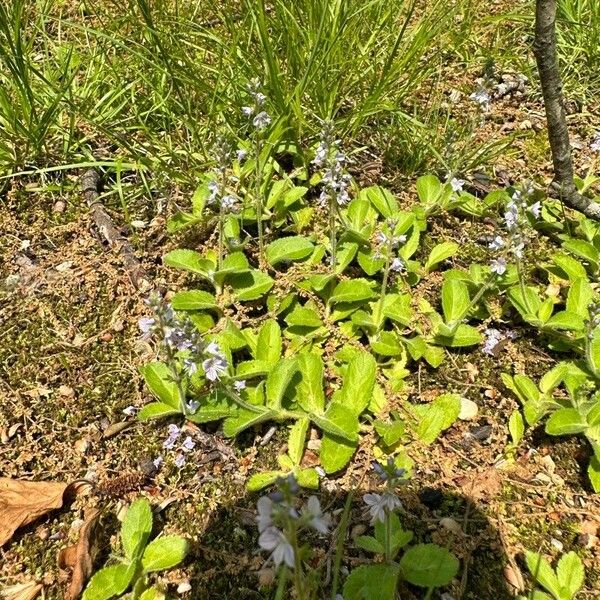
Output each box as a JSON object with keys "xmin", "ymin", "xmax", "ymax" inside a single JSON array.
[
  {"xmin": 577, "ymin": 533, "xmax": 598, "ymax": 549},
  {"xmin": 75, "ymin": 438, "xmax": 90, "ymax": 454},
  {"xmin": 55, "ymin": 261, "xmax": 73, "ymax": 272},
  {"xmin": 581, "ymin": 521, "xmax": 598, "ymax": 535},
  {"xmin": 8, "ymin": 423, "xmax": 21, "ymax": 438},
  {"xmin": 439, "ymin": 517, "xmax": 463, "ymax": 535},
  {"xmin": 70, "ymin": 518, "xmax": 84, "ymax": 532},
  {"xmin": 112, "ymin": 320, "xmax": 125, "ymax": 332},
  {"xmin": 458, "ymin": 398, "xmax": 478, "ymax": 420},
  {"xmin": 58, "ymin": 385, "xmax": 75, "ymax": 398},
  {"xmin": 519, "ymin": 119, "xmax": 533, "ymax": 130},
  {"xmin": 468, "ymin": 425, "xmax": 492, "ymax": 441},
  {"xmin": 37, "ymin": 527, "xmax": 49, "ymax": 540},
  {"xmin": 53, "ymin": 200, "xmax": 66, "ymax": 213},
  {"xmin": 307, "ymin": 439, "xmax": 321, "ymax": 451},
  {"xmin": 177, "ymin": 581, "xmax": 192, "ymax": 594},
  {"xmin": 540, "ymin": 454, "xmax": 556, "ymax": 474},
  {"xmin": 257, "ymin": 569, "xmax": 275, "ymax": 587},
  {"xmin": 550, "ymin": 538, "xmax": 563, "ymax": 552},
  {"xmin": 351, "ymin": 524, "xmax": 367, "ymax": 538}
]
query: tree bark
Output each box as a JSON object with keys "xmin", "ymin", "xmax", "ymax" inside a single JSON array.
[{"xmin": 534, "ymin": 0, "xmax": 600, "ymax": 218}]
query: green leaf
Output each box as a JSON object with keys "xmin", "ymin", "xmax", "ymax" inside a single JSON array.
[
  {"xmin": 265, "ymin": 236, "xmax": 314, "ymax": 266},
  {"xmin": 566, "ymin": 278, "xmax": 593, "ymax": 317},
  {"xmin": 329, "ymin": 279, "xmax": 376, "ymax": 304},
  {"xmin": 222, "ymin": 408, "xmax": 274, "ymax": 437},
  {"xmin": 416, "ymin": 174, "xmax": 443, "ymax": 205},
  {"xmin": 399, "ymin": 544, "xmax": 459, "ymax": 587},
  {"xmin": 340, "ymin": 352, "xmax": 377, "ymax": 416},
  {"xmin": 370, "ymin": 331, "xmax": 404, "ymax": 356},
  {"xmin": 546, "ymin": 311, "xmax": 585, "ymax": 331},
  {"xmin": 163, "ymin": 249, "xmax": 213, "ymax": 277},
  {"xmin": 425, "ymin": 242, "xmax": 459, "ymax": 272},
  {"xmin": 138, "ymin": 587, "xmax": 166, "ymax": 600},
  {"xmin": 288, "ymin": 417, "xmax": 309, "ymax": 465},
  {"xmin": 235, "ymin": 359, "xmax": 271, "ymax": 378},
  {"xmin": 82, "ymin": 564, "xmax": 133, "ymax": 600},
  {"xmin": 588, "ymin": 332, "xmax": 600, "ymax": 376},
  {"xmin": 363, "ymin": 186, "xmax": 399, "ymax": 218},
  {"xmin": 414, "ymin": 394, "xmax": 460, "ymax": 444},
  {"xmin": 246, "ymin": 471, "xmax": 286, "ymax": 492},
  {"xmin": 435, "ymin": 324, "xmax": 482, "ymax": 347},
  {"xmin": 374, "ymin": 419, "xmax": 405, "ymax": 446},
  {"xmin": 297, "ymin": 353, "xmax": 325, "ymax": 413},
  {"xmin": 556, "ymin": 551, "xmax": 584, "ymax": 597},
  {"xmin": 265, "ymin": 358, "xmax": 297, "ymax": 410},
  {"xmin": 562, "ymin": 239, "xmax": 599, "ymax": 270},
  {"xmin": 588, "ymin": 456, "xmax": 600, "ymax": 492},
  {"xmin": 355, "ymin": 536, "xmax": 384, "ymax": 554},
  {"xmin": 214, "ymin": 252, "xmax": 250, "ymax": 284},
  {"xmin": 509, "ymin": 410, "xmax": 525, "ymax": 445},
  {"xmin": 545, "ymin": 408, "xmax": 588, "ymax": 435},
  {"xmin": 335, "ymin": 242, "xmax": 359, "ymax": 274},
  {"xmin": 229, "ymin": 270, "xmax": 274, "ymax": 301},
  {"xmin": 508, "ymin": 285, "xmax": 542, "ymax": 321},
  {"xmin": 320, "ymin": 427, "xmax": 358, "ymax": 474},
  {"xmin": 357, "ymin": 248, "xmax": 386, "ymax": 276},
  {"xmin": 296, "ymin": 467, "xmax": 319, "ymax": 489},
  {"xmin": 524, "ymin": 551, "xmax": 562, "ymax": 598},
  {"xmin": 142, "ymin": 536, "xmax": 189, "ymax": 572},
  {"xmin": 551, "ymin": 252, "xmax": 588, "ymax": 281},
  {"xmin": 311, "ymin": 403, "xmax": 359, "ymax": 443},
  {"xmin": 121, "ymin": 498, "xmax": 153, "ymax": 560},
  {"xmin": 381, "ymin": 294, "xmax": 412, "ymax": 326},
  {"xmin": 538, "ymin": 297, "xmax": 554, "ymax": 324},
  {"xmin": 171, "ymin": 290, "xmax": 218, "ymax": 311},
  {"xmin": 441, "ymin": 279, "xmax": 470, "ymax": 324},
  {"xmin": 343, "ymin": 563, "xmax": 400, "ymax": 600},
  {"xmin": 284, "ymin": 306, "xmax": 323, "ymax": 328},
  {"xmin": 138, "ymin": 402, "xmax": 180, "ymax": 421},
  {"xmin": 187, "ymin": 391, "xmax": 234, "ymax": 423},
  {"xmin": 255, "ymin": 320, "xmax": 282, "ymax": 364},
  {"xmin": 140, "ymin": 363, "xmax": 182, "ymax": 410}
]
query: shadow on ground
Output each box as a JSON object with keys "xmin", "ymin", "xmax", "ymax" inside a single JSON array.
[{"xmin": 176, "ymin": 484, "xmax": 515, "ymax": 600}]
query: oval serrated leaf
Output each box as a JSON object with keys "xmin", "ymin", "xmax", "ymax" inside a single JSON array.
[
  {"xmin": 142, "ymin": 536, "xmax": 189, "ymax": 572},
  {"xmin": 265, "ymin": 236, "xmax": 314, "ymax": 266}
]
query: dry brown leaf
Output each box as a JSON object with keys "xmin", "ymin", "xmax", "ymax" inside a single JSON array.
[
  {"xmin": 0, "ymin": 478, "xmax": 68, "ymax": 547},
  {"xmin": 58, "ymin": 508, "xmax": 101, "ymax": 600},
  {"xmin": 504, "ymin": 563, "xmax": 525, "ymax": 594},
  {"xmin": 0, "ymin": 581, "xmax": 43, "ymax": 600}
]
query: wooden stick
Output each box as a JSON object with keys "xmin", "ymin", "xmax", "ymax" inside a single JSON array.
[{"xmin": 81, "ymin": 169, "xmax": 152, "ymax": 291}]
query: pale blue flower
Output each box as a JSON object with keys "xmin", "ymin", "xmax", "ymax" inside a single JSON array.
[
  {"xmin": 181, "ymin": 436, "xmax": 195, "ymax": 452},
  {"xmin": 489, "ymin": 235, "xmax": 504, "ymax": 251},
  {"xmin": 490, "ymin": 257, "xmax": 507, "ymax": 275},
  {"xmin": 470, "ymin": 88, "xmax": 491, "ymax": 110},
  {"xmin": 259, "ymin": 527, "xmax": 295, "ymax": 568},
  {"xmin": 302, "ymin": 496, "xmax": 331, "ymax": 534},
  {"xmin": 174, "ymin": 454, "xmax": 186, "ymax": 468},
  {"xmin": 363, "ymin": 492, "xmax": 401, "ymax": 524},
  {"xmin": 202, "ymin": 355, "xmax": 228, "ymax": 381},
  {"xmin": 253, "ymin": 111, "xmax": 271, "ymax": 130},
  {"xmin": 390, "ymin": 257, "xmax": 406, "ymax": 273},
  {"xmin": 449, "ymin": 177, "xmax": 465, "ymax": 192}
]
